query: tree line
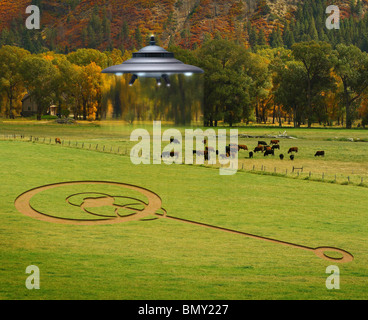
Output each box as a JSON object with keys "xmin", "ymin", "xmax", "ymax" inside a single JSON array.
[{"xmin": 2, "ymin": 38, "xmax": 368, "ymax": 128}]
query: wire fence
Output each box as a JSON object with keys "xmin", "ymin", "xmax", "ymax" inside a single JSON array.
[
  {"xmin": 0, "ymin": 134, "xmax": 131, "ymax": 157},
  {"xmin": 1, "ymin": 134, "xmax": 367, "ymax": 188}
]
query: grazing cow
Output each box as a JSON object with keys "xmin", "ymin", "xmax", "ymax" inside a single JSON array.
[
  {"xmin": 249, "ymin": 151, "xmax": 254, "ymax": 159},
  {"xmin": 170, "ymin": 138, "xmax": 181, "ymax": 144},
  {"xmin": 290, "ymin": 155, "xmax": 295, "ymax": 161},
  {"xmin": 204, "ymin": 150, "xmax": 209, "ymax": 161},
  {"xmin": 272, "ymin": 144, "xmax": 280, "ymax": 150},
  {"xmin": 55, "ymin": 138, "xmax": 62, "ymax": 144},
  {"xmin": 265, "ymin": 146, "xmax": 272, "ymax": 152},
  {"xmin": 254, "ymin": 146, "xmax": 264, "ymax": 153},
  {"xmin": 270, "ymin": 140, "xmax": 280, "ymax": 145},
  {"xmin": 264, "ymin": 149, "xmax": 274, "ymax": 157},
  {"xmin": 206, "ymin": 146, "xmax": 216, "ymax": 153},
  {"xmin": 279, "ymin": 154, "xmax": 284, "ymax": 160},
  {"xmin": 161, "ymin": 152, "xmax": 170, "ymax": 158},
  {"xmin": 288, "ymin": 147, "xmax": 299, "ymax": 154},
  {"xmin": 238, "ymin": 145, "xmax": 248, "ymax": 151},
  {"xmin": 315, "ymin": 151, "xmax": 325, "ymax": 157},
  {"xmin": 230, "ymin": 146, "xmax": 238, "ymax": 153},
  {"xmin": 162, "ymin": 151, "xmax": 179, "ymax": 159},
  {"xmin": 258, "ymin": 141, "xmax": 268, "ymax": 146}
]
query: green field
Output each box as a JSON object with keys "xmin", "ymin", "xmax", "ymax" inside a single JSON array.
[{"xmin": 0, "ymin": 120, "xmax": 368, "ymax": 300}]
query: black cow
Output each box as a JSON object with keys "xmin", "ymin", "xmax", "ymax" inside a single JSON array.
[
  {"xmin": 279, "ymin": 154, "xmax": 284, "ymax": 160},
  {"xmin": 258, "ymin": 141, "xmax": 268, "ymax": 146},
  {"xmin": 264, "ymin": 149, "xmax": 274, "ymax": 157},
  {"xmin": 249, "ymin": 151, "xmax": 254, "ymax": 159},
  {"xmin": 315, "ymin": 151, "xmax": 325, "ymax": 157},
  {"xmin": 290, "ymin": 155, "xmax": 295, "ymax": 161}
]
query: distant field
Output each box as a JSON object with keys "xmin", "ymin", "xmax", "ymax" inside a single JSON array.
[
  {"xmin": 0, "ymin": 120, "xmax": 367, "ymax": 300},
  {"xmin": 1, "ymin": 120, "xmax": 368, "ymax": 182}
]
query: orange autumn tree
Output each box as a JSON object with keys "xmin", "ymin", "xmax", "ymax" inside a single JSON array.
[{"xmin": 77, "ymin": 62, "xmax": 102, "ymax": 120}]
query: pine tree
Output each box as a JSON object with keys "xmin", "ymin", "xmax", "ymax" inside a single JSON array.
[
  {"xmin": 135, "ymin": 27, "xmax": 143, "ymax": 48},
  {"xmin": 257, "ymin": 29, "xmax": 267, "ymax": 46}
]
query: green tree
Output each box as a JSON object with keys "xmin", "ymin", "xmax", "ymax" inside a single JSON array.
[
  {"xmin": 292, "ymin": 41, "xmax": 334, "ymax": 127},
  {"xmin": 20, "ymin": 56, "xmax": 59, "ymax": 120},
  {"xmin": 0, "ymin": 46, "xmax": 30, "ymax": 118},
  {"xmin": 198, "ymin": 39, "xmax": 252, "ymax": 127},
  {"xmin": 274, "ymin": 61, "xmax": 307, "ymax": 127},
  {"xmin": 67, "ymin": 48, "xmax": 111, "ymax": 69},
  {"xmin": 332, "ymin": 44, "xmax": 368, "ymax": 128}
]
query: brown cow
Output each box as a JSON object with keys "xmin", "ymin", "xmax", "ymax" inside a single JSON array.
[
  {"xmin": 270, "ymin": 140, "xmax": 280, "ymax": 145},
  {"xmin": 315, "ymin": 151, "xmax": 325, "ymax": 157},
  {"xmin": 55, "ymin": 138, "xmax": 62, "ymax": 144},
  {"xmin": 238, "ymin": 145, "xmax": 248, "ymax": 151},
  {"xmin": 288, "ymin": 147, "xmax": 298, "ymax": 154}
]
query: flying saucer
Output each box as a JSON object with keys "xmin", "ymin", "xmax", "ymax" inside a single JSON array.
[{"xmin": 101, "ymin": 36, "xmax": 204, "ymax": 86}]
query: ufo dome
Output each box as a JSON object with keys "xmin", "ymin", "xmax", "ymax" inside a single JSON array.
[{"xmin": 101, "ymin": 36, "xmax": 204, "ymax": 86}]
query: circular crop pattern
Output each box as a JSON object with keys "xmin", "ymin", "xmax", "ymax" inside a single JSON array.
[{"xmin": 15, "ymin": 181, "xmax": 166, "ymax": 225}]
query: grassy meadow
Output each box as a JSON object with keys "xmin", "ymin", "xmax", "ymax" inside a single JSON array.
[{"xmin": 0, "ymin": 120, "xmax": 367, "ymax": 300}]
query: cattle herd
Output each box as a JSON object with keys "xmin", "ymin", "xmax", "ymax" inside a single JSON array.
[
  {"xmin": 54, "ymin": 136, "xmax": 326, "ymax": 161},
  {"xmin": 244, "ymin": 140, "xmax": 301, "ymax": 161},
  {"xmin": 192, "ymin": 139, "xmax": 326, "ymax": 162}
]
